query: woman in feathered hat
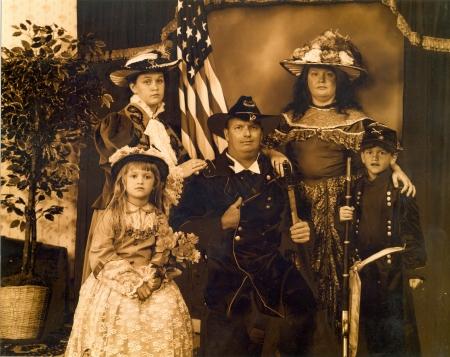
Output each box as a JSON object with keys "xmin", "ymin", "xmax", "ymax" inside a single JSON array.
[
  {"xmin": 262, "ymin": 30, "xmax": 415, "ymax": 337},
  {"xmin": 81, "ymin": 47, "xmax": 207, "ymax": 283}
]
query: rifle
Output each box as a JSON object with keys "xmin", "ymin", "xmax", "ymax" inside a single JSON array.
[{"xmin": 342, "ymin": 157, "xmax": 352, "ymax": 357}]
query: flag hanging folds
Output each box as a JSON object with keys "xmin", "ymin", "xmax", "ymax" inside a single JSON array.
[{"xmin": 177, "ymin": 0, "xmax": 228, "ymax": 160}]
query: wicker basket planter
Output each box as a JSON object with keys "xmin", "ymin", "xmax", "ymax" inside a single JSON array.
[{"xmin": 0, "ymin": 285, "xmax": 50, "ymax": 339}]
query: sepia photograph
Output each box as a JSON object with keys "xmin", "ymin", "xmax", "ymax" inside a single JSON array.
[{"xmin": 1, "ymin": 0, "xmax": 449, "ymax": 356}]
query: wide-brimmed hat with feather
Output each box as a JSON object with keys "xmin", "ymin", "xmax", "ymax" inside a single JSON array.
[
  {"xmin": 110, "ymin": 46, "xmax": 180, "ymax": 87},
  {"xmin": 280, "ymin": 30, "xmax": 367, "ymax": 81}
]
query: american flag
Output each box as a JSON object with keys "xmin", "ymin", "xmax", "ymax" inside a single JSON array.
[{"xmin": 177, "ymin": 0, "xmax": 228, "ymax": 160}]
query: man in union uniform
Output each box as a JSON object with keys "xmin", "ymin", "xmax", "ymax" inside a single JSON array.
[{"xmin": 170, "ymin": 96, "xmax": 317, "ymax": 356}]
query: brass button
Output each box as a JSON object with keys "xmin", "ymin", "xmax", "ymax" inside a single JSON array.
[
  {"xmin": 387, "ymin": 220, "xmax": 392, "ymax": 224},
  {"xmin": 387, "ymin": 254, "xmax": 391, "ymax": 258},
  {"xmin": 387, "ymin": 232, "xmax": 392, "ymax": 236},
  {"xmin": 387, "ymin": 191, "xmax": 391, "ymax": 195},
  {"xmin": 266, "ymin": 175, "xmax": 271, "ymax": 180},
  {"xmin": 387, "ymin": 259, "xmax": 392, "ymax": 264},
  {"xmin": 266, "ymin": 205, "xmax": 271, "ymax": 209},
  {"xmin": 356, "ymin": 231, "xmax": 359, "ymax": 234},
  {"xmin": 267, "ymin": 197, "xmax": 272, "ymax": 201},
  {"xmin": 235, "ymin": 236, "xmax": 241, "ymax": 241},
  {"xmin": 387, "ymin": 226, "xmax": 391, "ymax": 230},
  {"xmin": 238, "ymin": 227, "xmax": 243, "ymax": 231},
  {"xmin": 387, "ymin": 197, "xmax": 391, "ymax": 201},
  {"xmin": 387, "ymin": 202, "xmax": 392, "ymax": 206},
  {"xmin": 356, "ymin": 219, "xmax": 360, "ymax": 223}
]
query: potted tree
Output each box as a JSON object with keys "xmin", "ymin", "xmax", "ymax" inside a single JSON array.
[{"xmin": 1, "ymin": 21, "xmax": 112, "ymax": 339}]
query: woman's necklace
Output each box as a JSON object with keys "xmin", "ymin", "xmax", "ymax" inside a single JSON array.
[{"xmin": 308, "ymin": 103, "xmax": 336, "ymax": 111}]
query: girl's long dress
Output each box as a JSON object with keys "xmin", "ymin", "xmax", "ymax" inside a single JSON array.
[
  {"xmin": 66, "ymin": 206, "xmax": 194, "ymax": 357},
  {"xmin": 264, "ymin": 106, "xmax": 374, "ymax": 335}
]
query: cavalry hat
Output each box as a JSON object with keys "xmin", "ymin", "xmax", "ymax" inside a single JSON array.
[
  {"xmin": 109, "ymin": 146, "xmax": 169, "ymax": 181},
  {"xmin": 360, "ymin": 123, "xmax": 399, "ymax": 153},
  {"xmin": 208, "ymin": 96, "xmax": 281, "ymax": 139},
  {"xmin": 280, "ymin": 30, "xmax": 367, "ymax": 81},
  {"xmin": 109, "ymin": 47, "xmax": 180, "ymax": 87}
]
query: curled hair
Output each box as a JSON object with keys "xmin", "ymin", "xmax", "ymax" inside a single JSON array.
[
  {"xmin": 106, "ymin": 161, "xmax": 164, "ymax": 240},
  {"xmin": 283, "ymin": 65, "xmax": 362, "ymax": 121}
]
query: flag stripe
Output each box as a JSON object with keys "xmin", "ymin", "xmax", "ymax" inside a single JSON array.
[{"xmin": 177, "ymin": 0, "xmax": 228, "ymax": 160}]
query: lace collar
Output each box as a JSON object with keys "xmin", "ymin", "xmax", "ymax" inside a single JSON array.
[{"xmin": 130, "ymin": 94, "xmax": 165, "ymax": 120}]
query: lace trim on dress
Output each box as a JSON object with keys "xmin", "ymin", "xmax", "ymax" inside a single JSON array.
[
  {"xmin": 124, "ymin": 204, "xmax": 162, "ymax": 241},
  {"xmin": 265, "ymin": 126, "xmax": 365, "ymax": 151},
  {"xmin": 262, "ymin": 108, "xmax": 368, "ymax": 150}
]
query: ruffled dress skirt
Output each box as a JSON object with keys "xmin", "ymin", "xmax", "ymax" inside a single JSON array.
[{"xmin": 65, "ymin": 274, "xmax": 194, "ymax": 357}]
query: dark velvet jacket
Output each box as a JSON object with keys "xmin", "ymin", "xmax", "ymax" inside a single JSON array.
[
  {"xmin": 170, "ymin": 150, "xmax": 314, "ymax": 317},
  {"xmin": 337, "ymin": 168, "xmax": 427, "ymax": 355}
]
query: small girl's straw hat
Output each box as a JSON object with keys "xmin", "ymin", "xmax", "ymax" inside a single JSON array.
[{"xmin": 109, "ymin": 146, "xmax": 170, "ymax": 181}]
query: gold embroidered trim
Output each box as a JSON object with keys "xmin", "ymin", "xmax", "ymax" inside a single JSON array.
[{"xmin": 382, "ymin": 0, "xmax": 450, "ymax": 53}]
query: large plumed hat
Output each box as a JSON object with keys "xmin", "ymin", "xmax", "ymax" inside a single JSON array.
[
  {"xmin": 109, "ymin": 46, "xmax": 180, "ymax": 87},
  {"xmin": 208, "ymin": 96, "xmax": 280, "ymax": 139},
  {"xmin": 280, "ymin": 30, "xmax": 367, "ymax": 81},
  {"xmin": 109, "ymin": 146, "xmax": 169, "ymax": 181},
  {"xmin": 360, "ymin": 123, "xmax": 399, "ymax": 153}
]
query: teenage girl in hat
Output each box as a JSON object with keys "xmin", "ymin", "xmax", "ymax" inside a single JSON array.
[
  {"xmin": 262, "ymin": 30, "xmax": 415, "ymax": 337},
  {"xmin": 66, "ymin": 148, "xmax": 196, "ymax": 357},
  {"xmin": 81, "ymin": 47, "xmax": 207, "ymax": 283}
]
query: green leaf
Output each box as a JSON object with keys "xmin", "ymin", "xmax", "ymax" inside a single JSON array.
[
  {"xmin": 60, "ymin": 51, "xmax": 72, "ymax": 58},
  {"xmin": 20, "ymin": 221, "xmax": 26, "ymax": 232},
  {"xmin": 11, "ymin": 25, "xmax": 20, "ymax": 30},
  {"xmin": 31, "ymin": 42, "xmax": 42, "ymax": 48},
  {"xmin": 10, "ymin": 220, "xmax": 21, "ymax": 228},
  {"xmin": 20, "ymin": 23, "xmax": 27, "ymax": 30},
  {"xmin": 13, "ymin": 207, "xmax": 23, "ymax": 216},
  {"xmin": 95, "ymin": 41, "xmax": 106, "ymax": 47},
  {"xmin": 26, "ymin": 20, "xmax": 32, "ymax": 25},
  {"xmin": 7, "ymin": 164, "xmax": 23, "ymax": 171},
  {"xmin": 8, "ymin": 177, "xmax": 20, "ymax": 185},
  {"xmin": 17, "ymin": 180, "xmax": 29, "ymax": 190},
  {"xmin": 21, "ymin": 40, "xmax": 32, "ymax": 50},
  {"xmin": 44, "ymin": 214, "xmax": 54, "ymax": 221},
  {"xmin": 12, "ymin": 32, "xmax": 22, "ymax": 37},
  {"xmin": 44, "ymin": 34, "xmax": 52, "ymax": 42}
]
